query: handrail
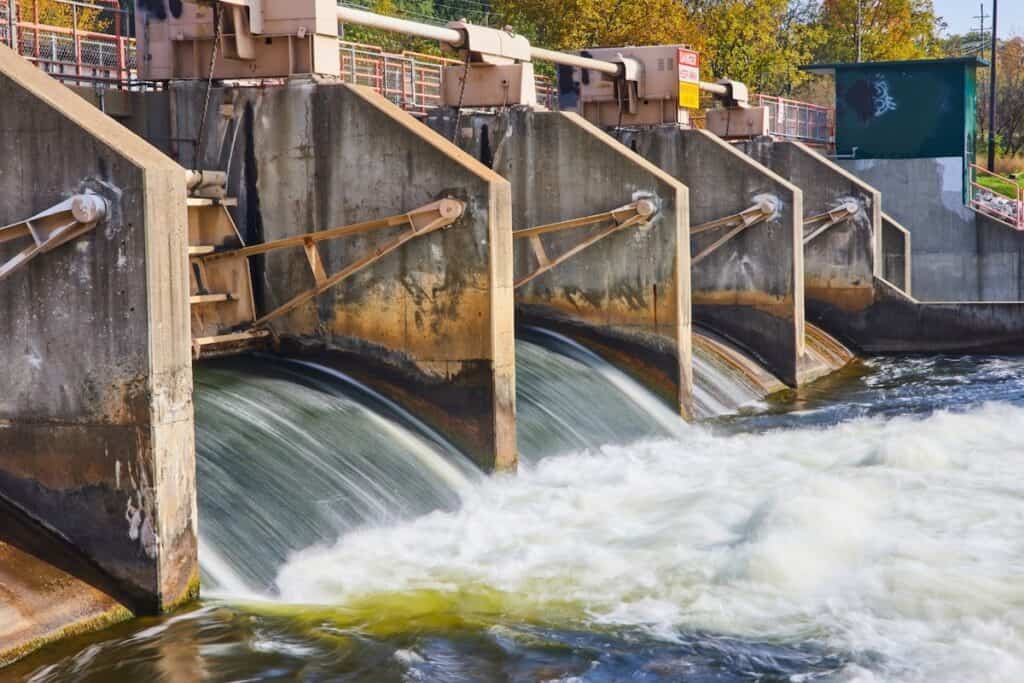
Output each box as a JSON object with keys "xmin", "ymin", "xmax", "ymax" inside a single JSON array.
[
  {"xmin": 968, "ymin": 164, "xmax": 1024, "ymax": 231},
  {"xmin": 2, "ymin": 0, "xmax": 136, "ymax": 87},
  {"xmin": 754, "ymin": 93, "xmax": 834, "ymax": 147}
]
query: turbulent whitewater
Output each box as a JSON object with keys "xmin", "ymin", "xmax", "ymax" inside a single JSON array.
[
  {"xmin": 13, "ymin": 355, "xmax": 1024, "ymax": 682},
  {"xmin": 274, "ymin": 399, "xmax": 1024, "ymax": 682}
]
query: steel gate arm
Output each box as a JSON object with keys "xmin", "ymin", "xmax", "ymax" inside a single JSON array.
[
  {"xmin": 512, "ymin": 199, "xmax": 658, "ymax": 289},
  {"xmin": 0, "ymin": 195, "xmax": 107, "ymax": 282},
  {"xmin": 195, "ymin": 198, "xmax": 465, "ymax": 329}
]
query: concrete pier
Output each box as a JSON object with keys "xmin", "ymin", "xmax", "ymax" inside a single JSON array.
[
  {"xmin": 622, "ymin": 128, "xmax": 812, "ymax": 387},
  {"xmin": 428, "ymin": 107, "xmax": 693, "ymax": 418},
  {"xmin": 0, "ymin": 44, "xmax": 197, "ymax": 661},
  {"xmin": 740, "ymin": 139, "xmax": 883, "ymax": 314},
  {"xmin": 743, "ymin": 137, "xmax": 1024, "ymax": 353},
  {"xmin": 134, "ymin": 81, "xmax": 517, "ymax": 471}
]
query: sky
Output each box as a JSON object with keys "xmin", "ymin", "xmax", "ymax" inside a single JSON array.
[{"xmin": 933, "ymin": 0, "xmax": 1024, "ymax": 38}]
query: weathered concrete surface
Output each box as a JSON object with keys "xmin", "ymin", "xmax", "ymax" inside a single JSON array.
[
  {"xmin": 623, "ymin": 128, "xmax": 808, "ymax": 386},
  {"xmin": 816, "ymin": 279, "xmax": 1024, "ymax": 353},
  {"xmin": 427, "ymin": 107, "xmax": 693, "ymax": 418},
  {"xmin": 0, "ymin": 500, "xmax": 132, "ymax": 667},
  {"xmin": 0, "ymin": 43, "xmax": 197, "ymax": 660},
  {"xmin": 143, "ymin": 81, "xmax": 516, "ymax": 470},
  {"xmin": 741, "ymin": 139, "xmax": 883, "ymax": 314},
  {"xmin": 842, "ymin": 157, "xmax": 1024, "ymax": 301}
]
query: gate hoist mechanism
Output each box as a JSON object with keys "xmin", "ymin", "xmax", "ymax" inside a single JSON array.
[{"xmin": 136, "ymin": 1, "xmax": 755, "ymax": 127}]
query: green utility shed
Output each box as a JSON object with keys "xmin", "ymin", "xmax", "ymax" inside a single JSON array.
[{"xmin": 803, "ymin": 57, "xmax": 986, "ymax": 202}]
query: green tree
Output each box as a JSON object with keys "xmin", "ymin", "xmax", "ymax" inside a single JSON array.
[
  {"xmin": 491, "ymin": 0, "xmax": 697, "ymax": 52},
  {"xmin": 696, "ymin": 0, "xmax": 826, "ymax": 94},
  {"xmin": 817, "ymin": 0, "xmax": 945, "ymax": 63}
]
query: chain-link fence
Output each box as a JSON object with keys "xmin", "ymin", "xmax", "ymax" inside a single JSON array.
[{"xmin": 4, "ymin": 0, "xmax": 134, "ymax": 87}]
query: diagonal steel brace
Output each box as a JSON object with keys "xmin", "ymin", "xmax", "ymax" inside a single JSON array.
[{"xmin": 512, "ymin": 199, "xmax": 658, "ymax": 289}]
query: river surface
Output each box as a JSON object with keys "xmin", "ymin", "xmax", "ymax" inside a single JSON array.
[{"xmin": 8, "ymin": 352, "xmax": 1024, "ymax": 683}]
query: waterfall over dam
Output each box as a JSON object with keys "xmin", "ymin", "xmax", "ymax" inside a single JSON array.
[
  {"xmin": 196, "ymin": 329, "xmax": 739, "ymax": 591},
  {"xmin": 11, "ymin": 352, "xmax": 1024, "ymax": 682},
  {"xmin": 193, "ymin": 359, "xmax": 480, "ymax": 595}
]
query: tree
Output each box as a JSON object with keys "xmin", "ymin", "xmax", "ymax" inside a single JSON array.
[
  {"xmin": 491, "ymin": 0, "xmax": 698, "ymax": 53},
  {"xmin": 977, "ymin": 37, "xmax": 1024, "ymax": 160},
  {"xmin": 817, "ymin": 0, "xmax": 946, "ymax": 63},
  {"xmin": 696, "ymin": 0, "xmax": 826, "ymax": 95},
  {"xmin": 25, "ymin": 0, "xmax": 111, "ymax": 32}
]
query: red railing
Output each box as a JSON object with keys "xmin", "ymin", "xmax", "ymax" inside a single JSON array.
[
  {"xmin": 1, "ymin": 7, "xmax": 821, "ymax": 132},
  {"xmin": 339, "ymin": 40, "xmax": 556, "ymax": 114},
  {"xmin": 969, "ymin": 164, "xmax": 1024, "ymax": 230},
  {"xmin": 339, "ymin": 41, "xmax": 458, "ymax": 114},
  {"xmin": 755, "ymin": 94, "xmax": 834, "ymax": 146},
  {"xmin": 1, "ymin": 0, "xmax": 136, "ymax": 87}
]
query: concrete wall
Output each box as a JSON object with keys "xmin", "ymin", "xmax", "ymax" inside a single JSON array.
[
  {"xmin": 427, "ymin": 108, "xmax": 693, "ymax": 418},
  {"xmin": 0, "ymin": 41, "xmax": 197, "ymax": 654},
  {"xmin": 147, "ymin": 81, "xmax": 516, "ymax": 471},
  {"xmin": 742, "ymin": 140, "xmax": 882, "ymax": 316},
  {"xmin": 842, "ymin": 157, "xmax": 1024, "ymax": 301},
  {"xmin": 819, "ymin": 279, "xmax": 1024, "ymax": 353},
  {"xmin": 622, "ymin": 128, "xmax": 805, "ymax": 386}
]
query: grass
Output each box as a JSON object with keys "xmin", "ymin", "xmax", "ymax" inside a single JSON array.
[
  {"xmin": 974, "ymin": 153, "xmax": 1024, "ymax": 198},
  {"xmin": 976, "ymin": 174, "xmax": 1024, "ymax": 198}
]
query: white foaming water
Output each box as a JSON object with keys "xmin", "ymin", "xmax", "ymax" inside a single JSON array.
[{"xmin": 274, "ymin": 402, "xmax": 1024, "ymax": 682}]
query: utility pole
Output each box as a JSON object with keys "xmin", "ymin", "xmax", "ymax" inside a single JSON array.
[
  {"xmin": 972, "ymin": 2, "xmax": 989, "ymax": 55},
  {"xmin": 988, "ymin": 0, "xmax": 998, "ymax": 172},
  {"xmin": 856, "ymin": 0, "xmax": 863, "ymax": 63}
]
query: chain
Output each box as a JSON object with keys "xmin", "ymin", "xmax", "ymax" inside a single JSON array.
[
  {"xmin": 194, "ymin": 3, "xmax": 223, "ymax": 169},
  {"xmin": 451, "ymin": 50, "xmax": 472, "ymax": 144}
]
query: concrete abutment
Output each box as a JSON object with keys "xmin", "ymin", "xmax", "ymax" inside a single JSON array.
[
  {"xmin": 0, "ymin": 43, "xmax": 197, "ymax": 661},
  {"xmin": 743, "ymin": 137, "xmax": 1024, "ymax": 353}
]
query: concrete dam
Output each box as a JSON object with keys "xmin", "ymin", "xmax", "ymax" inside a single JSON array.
[{"xmin": 3, "ymin": 2, "xmax": 1024, "ymax": 679}]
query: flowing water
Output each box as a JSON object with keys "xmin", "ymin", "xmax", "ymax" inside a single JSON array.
[{"xmin": 10, "ymin": 352, "xmax": 1024, "ymax": 682}]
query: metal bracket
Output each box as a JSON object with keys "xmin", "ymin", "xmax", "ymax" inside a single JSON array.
[
  {"xmin": 185, "ymin": 169, "xmax": 228, "ymax": 200},
  {"xmin": 690, "ymin": 198, "xmax": 777, "ymax": 266},
  {"xmin": 513, "ymin": 199, "xmax": 657, "ymax": 288},
  {"xmin": 0, "ymin": 195, "xmax": 107, "ymax": 282},
  {"xmin": 803, "ymin": 201, "xmax": 859, "ymax": 245}
]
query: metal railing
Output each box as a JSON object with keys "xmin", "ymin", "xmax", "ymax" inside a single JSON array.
[
  {"xmin": 2, "ymin": 0, "xmax": 136, "ymax": 86},
  {"xmin": 2, "ymin": 5, "xmax": 827, "ymax": 132},
  {"xmin": 755, "ymin": 94, "xmax": 834, "ymax": 146},
  {"xmin": 969, "ymin": 164, "xmax": 1024, "ymax": 230},
  {"xmin": 339, "ymin": 41, "xmax": 456, "ymax": 114},
  {"xmin": 338, "ymin": 40, "xmax": 556, "ymax": 113}
]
